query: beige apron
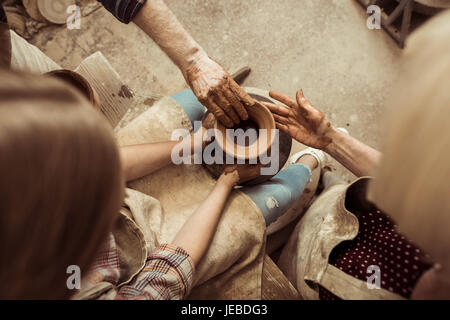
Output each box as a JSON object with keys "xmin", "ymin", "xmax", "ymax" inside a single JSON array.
[{"xmin": 278, "ymin": 177, "xmax": 404, "ymax": 300}]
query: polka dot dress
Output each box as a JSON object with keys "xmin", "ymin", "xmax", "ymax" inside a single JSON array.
[{"xmin": 319, "ymin": 209, "xmax": 432, "ymax": 300}]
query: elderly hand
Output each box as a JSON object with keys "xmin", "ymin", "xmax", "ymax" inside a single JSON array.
[
  {"xmin": 263, "ymin": 89, "xmax": 335, "ymax": 150},
  {"xmin": 184, "ymin": 56, "xmax": 255, "ymax": 128}
]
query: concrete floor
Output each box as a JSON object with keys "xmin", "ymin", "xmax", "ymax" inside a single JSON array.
[{"xmin": 31, "ymin": 0, "xmax": 402, "ymax": 181}]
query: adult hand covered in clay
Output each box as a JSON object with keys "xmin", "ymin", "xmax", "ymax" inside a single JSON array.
[
  {"xmin": 263, "ymin": 89, "xmax": 335, "ymax": 150},
  {"xmin": 184, "ymin": 55, "xmax": 255, "ymax": 128},
  {"xmin": 132, "ymin": 0, "xmax": 255, "ymax": 128}
]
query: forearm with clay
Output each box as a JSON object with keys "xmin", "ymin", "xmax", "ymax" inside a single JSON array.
[
  {"xmin": 133, "ymin": 0, "xmax": 253, "ymax": 127},
  {"xmin": 324, "ymin": 128, "xmax": 381, "ymax": 177},
  {"xmin": 265, "ymin": 89, "xmax": 381, "ymax": 178},
  {"xmin": 120, "ymin": 131, "xmax": 205, "ymax": 182},
  {"xmin": 133, "ymin": 0, "xmax": 206, "ymax": 74},
  {"xmin": 171, "ymin": 173, "xmax": 236, "ymax": 266}
]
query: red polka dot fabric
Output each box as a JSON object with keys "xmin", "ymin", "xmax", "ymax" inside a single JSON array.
[{"xmin": 319, "ymin": 209, "xmax": 432, "ymax": 300}]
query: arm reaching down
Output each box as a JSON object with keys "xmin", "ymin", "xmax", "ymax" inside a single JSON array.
[
  {"xmin": 170, "ymin": 173, "xmax": 235, "ymax": 265},
  {"xmin": 171, "ymin": 163, "xmax": 262, "ymax": 265},
  {"xmin": 120, "ymin": 140, "xmax": 180, "ymax": 182},
  {"xmin": 264, "ymin": 89, "xmax": 380, "ymax": 177},
  {"xmin": 132, "ymin": 0, "xmax": 255, "ymax": 127},
  {"xmin": 120, "ymin": 113, "xmax": 215, "ymax": 182},
  {"xmin": 99, "ymin": 164, "xmax": 261, "ymax": 300}
]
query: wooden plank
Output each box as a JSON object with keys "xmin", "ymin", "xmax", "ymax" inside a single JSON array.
[
  {"xmin": 75, "ymin": 52, "xmax": 133, "ymax": 128},
  {"xmin": 10, "ymin": 30, "xmax": 61, "ymax": 73},
  {"xmin": 261, "ymin": 255, "xmax": 301, "ymax": 300}
]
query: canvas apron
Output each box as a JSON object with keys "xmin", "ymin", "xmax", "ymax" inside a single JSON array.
[{"xmin": 278, "ymin": 177, "xmax": 405, "ymax": 300}]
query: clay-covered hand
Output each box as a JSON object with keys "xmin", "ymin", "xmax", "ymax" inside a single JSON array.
[
  {"xmin": 221, "ymin": 163, "xmax": 262, "ymax": 187},
  {"xmin": 263, "ymin": 89, "xmax": 335, "ymax": 150},
  {"xmin": 184, "ymin": 56, "xmax": 255, "ymax": 128}
]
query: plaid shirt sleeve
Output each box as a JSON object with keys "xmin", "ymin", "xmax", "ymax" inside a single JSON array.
[
  {"xmin": 84, "ymin": 234, "xmax": 194, "ymax": 300},
  {"xmin": 115, "ymin": 244, "xmax": 195, "ymax": 300},
  {"xmin": 98, "ymin": 0, "xmax": 146, "ymax": 24}
]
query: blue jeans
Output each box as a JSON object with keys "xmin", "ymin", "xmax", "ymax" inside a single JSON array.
[{"xmin": 172, "ymin": 90, "xmax": 312, "ymax": 226}]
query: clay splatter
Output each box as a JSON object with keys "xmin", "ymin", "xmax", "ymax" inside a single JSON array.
[
  {"xmin": 118, "ymin": 85, "xmax": 133, "ymax": 99},
  {"xmin": 144, "ymin": 98, "xmax": 156, "ymax": 106}
]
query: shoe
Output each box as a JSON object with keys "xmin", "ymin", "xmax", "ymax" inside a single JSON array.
[
  {"xmin": 290, "ymin": 147, "xmax": 328, "ymax": 169},
  {"xmin": 337, "ymin": 127, "xmax": 349, "ymax": 135}
]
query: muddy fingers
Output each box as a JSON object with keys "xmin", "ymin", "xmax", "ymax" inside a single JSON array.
[
  {"xmin": 207, "ymin": 96, "xmax": 233, "ymax": 128},
  {"xmin": 223, "ymin": 86, "xmax": 248, "ymax": 121},
  {"xmin": 214, "ymin": 91, "xmax": 240, "ymax": 125}
]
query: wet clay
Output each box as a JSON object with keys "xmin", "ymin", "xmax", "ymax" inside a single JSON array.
[
  {"xmin": 229, "ymin": 118, "xmax": 259, "ymax": 146},
  {"xmin": 204, "ymin": 90, "xmax": 293, "ymax": 186},
  {"xmin": 118, "ymin": 85, "xmax": 133, "ymax": 99}
]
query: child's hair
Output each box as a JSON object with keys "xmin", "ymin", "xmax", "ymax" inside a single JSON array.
[
  {"xmin": 368, "ymin": 10, "xmax": 450, "ymax": 276},
  {"xmin": 0, "ymin": 69, "xmax": 124, "ymax": 299}
]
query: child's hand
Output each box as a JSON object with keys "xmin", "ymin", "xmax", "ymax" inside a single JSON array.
[{"xmin": 220, "ymin": 163, "xmax": 262, "ymax": 187}]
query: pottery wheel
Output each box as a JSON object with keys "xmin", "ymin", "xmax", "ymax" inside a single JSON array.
[
  {"xmin": 37, "ymin": 0, "xmax": 75, "ymax": 24},
  {"xmin": 202, "ymin": 88, "xmax": 292, "ymax": 186}
]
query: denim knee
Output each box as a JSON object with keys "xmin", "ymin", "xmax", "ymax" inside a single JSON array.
[
  {"xmin": 171, "ymin": 90, "xmax": 206, "ymax": 126},
  {"xmin": 241, "ymin": 164, "xmax": 312, "ymax": 226}
]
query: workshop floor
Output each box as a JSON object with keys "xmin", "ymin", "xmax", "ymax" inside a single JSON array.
[{"xmin": 31, "ymin": 0, "xmax": 402, "ymax": 181}]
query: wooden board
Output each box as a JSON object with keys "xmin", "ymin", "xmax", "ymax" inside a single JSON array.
[
  {"xmin": 261, "ymin": 255, "xmax": 301, "ymax": 300},
  {"xmin": 75, "ymin": 52, "xmax": 133, "ymax": 128}
]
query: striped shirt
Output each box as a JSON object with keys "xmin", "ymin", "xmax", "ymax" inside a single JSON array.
[
  {"xmin": 98, "ymin": 0, "xmax": 146, "ymax": 23},
  {"xmin": 0, "ymin": 1, "xmax": 143, "ymax": 24},
  {"xmin": 83, "ymin": 234, "xmax": 195, "ymax": 300}
]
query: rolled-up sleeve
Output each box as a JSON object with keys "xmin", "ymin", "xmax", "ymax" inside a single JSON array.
[
  {"xmin": 98, "ymin": 0, "xmax": 146, "ymax": 24},
  {"xmin": 115, "ymin": 244, "xmax": 195, "ymax": 300}
]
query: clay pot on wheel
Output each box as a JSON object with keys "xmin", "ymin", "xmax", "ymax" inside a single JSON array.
[
  {"xmin": 214, "ymin": 101, "xmax": 276, "ymax": 161},
  {"xmin": 203, "ymin": 88, "xmax": 293, "ymax": 186},
  {"xmin": 45, "ymin": 69, "xmax": 101, "ymax": 110}
]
